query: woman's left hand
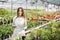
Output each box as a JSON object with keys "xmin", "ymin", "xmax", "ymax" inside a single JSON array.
[{"xmin": 24, "ymin": 26, "xmax": 27, "ymax": 31}]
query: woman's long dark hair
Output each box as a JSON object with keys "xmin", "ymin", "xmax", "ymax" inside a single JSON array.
[{"xmin": 17, "ymin": 7, "xmax": 25, "ymax": 17}]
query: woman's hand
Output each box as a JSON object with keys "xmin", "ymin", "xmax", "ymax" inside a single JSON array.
[
  {"xmin": 24, "ymin": 26, "xmax": 27, "ymax": 31},
  {"xmin": 12, "ymin": 26, "xmax": 16, "ymax": 28},
  {"xmin": 12, "ymin": 24, "xmax": 16, "ymax": 28}
]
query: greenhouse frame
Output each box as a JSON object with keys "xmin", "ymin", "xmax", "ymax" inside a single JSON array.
[{"xmin": 0, "ymin": 0, "xmax": 60, "ymax": 40}]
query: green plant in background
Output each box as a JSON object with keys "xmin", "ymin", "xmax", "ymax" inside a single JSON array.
[
  {"xmin": 0, "ymin": 8, "xmax": 16, "ymax": 25},
  {"xmin": 0, "ymin": 8, "xmax": 60, "ymax": 25},
  {"xmin": 0, "ymin": 26, "xmax": 2, "ymax": 38},
  {"xmin": 27, "ymin": 19, "xmax": 46, "ymax": 29},
  {"xmin": 0, "ymin": 8, "xmax": 60, "ymax": 40},
  {"xmin": 0, "ymin": 24, "xmax": 14, "ymax": 39},
  {"xmin": 25, "ymin": 20, "xmax": 60, "ymax": 40}
]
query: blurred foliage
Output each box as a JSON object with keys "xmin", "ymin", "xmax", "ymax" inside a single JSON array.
[
  {"xmin": 0, "ymin": 24, "xmax": 14, "ymax": 38},
  {"xmin": 0, "ymin": 8, "xmax": 60, "ymax": 40},
  {"xmin": 25, "ymin": 20, "xmax": 60, "ymax": 40}
]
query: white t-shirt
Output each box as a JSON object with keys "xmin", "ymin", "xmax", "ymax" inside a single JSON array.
[
  {"xmin": 13, "ymin": 16, "xmax": 25, "ymax": 27},
  {"xmin": 12, "ymin": 16, "xmax": 26, "ymax": 38}
]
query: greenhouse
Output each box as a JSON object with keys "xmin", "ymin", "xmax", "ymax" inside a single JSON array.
[{"xmin": 0, "ymin": 0, "xmax": 60, "ymax": 40}]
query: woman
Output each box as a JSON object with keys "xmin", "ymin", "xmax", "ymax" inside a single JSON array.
[{"xmin": 12, "ymin": 7, "xmax": 27, "ymax": 40}]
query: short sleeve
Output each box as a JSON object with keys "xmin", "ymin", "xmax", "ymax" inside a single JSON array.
[{"xmin": 12, "ymin": 16, "xmax": 17, "ymax": 26}]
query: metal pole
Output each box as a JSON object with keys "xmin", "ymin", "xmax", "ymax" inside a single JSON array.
[
  {"xmin": 36, "ymin": 0, "xmax": 38, "ymax": 19},
  {"xmin": 10, "ymin": 0, "xmax": 13, "ymax": 24},
  {"xmin": 2, "ymin": 1, "xmax": 4, "ymax": 26},
  {"xmin": 26, "ymin": 0, "xmax": 27, "ymax": 18}
]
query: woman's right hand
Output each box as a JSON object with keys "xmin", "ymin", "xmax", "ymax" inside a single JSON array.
[
  {"xmin": 12, "ymin": 24, "xmax": 16, "ymax": 28},
  {"xmin": 13, "ymin": 26, "xmax": 16, "ymax": 28}
]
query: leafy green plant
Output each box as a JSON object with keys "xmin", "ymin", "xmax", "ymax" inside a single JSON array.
[
  {"xmin": 27, "ymin": 19, "xmax": 46, "ymax": 29},
  {"xmin": 25, "ymin": 20, "xmax": 60, "ymax": 40},
  {"xmin": 0, "ymin": 24, "xmax": 14, "ymax": 39}
]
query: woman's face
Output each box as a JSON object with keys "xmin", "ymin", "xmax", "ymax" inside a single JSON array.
[{"xmin": 18, "ymin": 9, "xmax": 22, "ymax": 16}]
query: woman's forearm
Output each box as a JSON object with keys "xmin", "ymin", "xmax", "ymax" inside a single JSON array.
[{"xmin": 24, "ymin": 18, "xmax": 27, "ymax": 29}]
